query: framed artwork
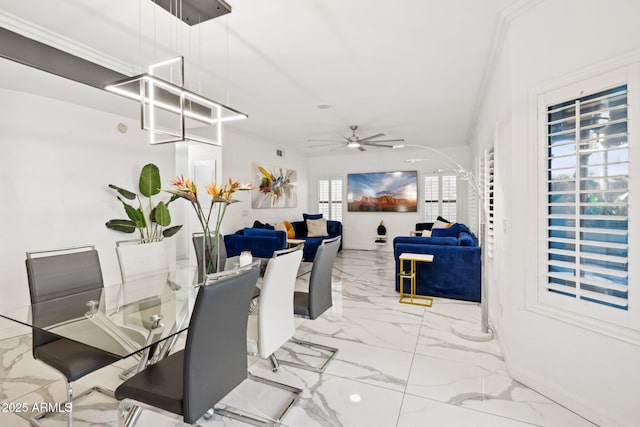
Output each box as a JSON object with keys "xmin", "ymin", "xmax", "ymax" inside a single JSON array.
[
  {"xmin": 347, "ymin": 170, "xmax": 417, "ymax": 212},
  {"xmin": 252, "ymin": 163, "xmax": 297, "ymax": 208}
]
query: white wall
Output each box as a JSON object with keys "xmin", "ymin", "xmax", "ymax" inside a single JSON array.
[
  {"xmin": 221, "ymin": 128, "xmax": 309, "ymax": 232},
  {"xmin": 470, "ymin": 1, "xmax": 640, "ymax": 426},
  {"xmin": 308, "ymin": 146, "xmax": 471, "ymax": 251},
  {"xmin": 0, "ymin": 82, "xmax": 176, "ymax": 314}
]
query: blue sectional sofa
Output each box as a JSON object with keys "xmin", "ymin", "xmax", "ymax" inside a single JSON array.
[
  {"xmin": 393, "ymin": 223, "xmax": 481, "ymax": 302},
  {"xmin": 291, "ymin": 215, "xmax": 342, "ymax": 262},
  {"xmin": 224, "ymin": 227, "xmax": 287, "ymax": 258}
]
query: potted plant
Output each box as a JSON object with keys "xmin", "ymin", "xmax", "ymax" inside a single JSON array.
[{"xmin": 106, "ymin": 163, "xmax": 182, "ymax": 240}]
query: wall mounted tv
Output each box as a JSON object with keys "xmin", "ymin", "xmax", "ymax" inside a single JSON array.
[{"xmin": 347, "ymin": 170, "xmax": 417, "ymax": 212}]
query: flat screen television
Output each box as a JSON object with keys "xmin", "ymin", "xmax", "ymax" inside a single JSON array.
[{"xmin": 347, "ymin": 170, "xmax": 417, "ymax": 212}]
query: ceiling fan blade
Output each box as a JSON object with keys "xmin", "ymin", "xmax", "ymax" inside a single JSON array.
[
  {"xmin": 364, "ymin": 138, "xmax": 405, "ymax": 144},
  {"xmin": 308, "ymin": 138, "xmax": 347, "ymax": 143},
  {"xmin": 357, "ymin": 146, "xmax": 366, "ymax": 152},
  {"xmin": 358, "ymin": 133, "xmax": 385, "ymax": 142},
  {"xmin": 309, "ymin": 142, "xmax": 346, "ymax": 148},
  {"xmin": 361, "ymin": 143, "xmax": 394, "ymax": 148}
]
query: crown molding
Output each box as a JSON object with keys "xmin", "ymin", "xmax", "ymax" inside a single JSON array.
[
  {"xmin": 0, "ymin": 10, "xmax": 136, "ymax": 76},
  {"xmin": 465, "ymin": 0, "xmax": 544, "ymax": 146}
]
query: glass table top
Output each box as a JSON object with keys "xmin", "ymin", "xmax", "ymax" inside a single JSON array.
[{"xmin": 0, "ymin": 273, "xmax": 198, "ymax": 359}]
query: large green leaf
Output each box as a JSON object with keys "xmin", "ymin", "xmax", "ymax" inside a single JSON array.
[
  {"xmin": 108, "ymin": 184, "xmax": 136, "ymax": 200},
  {"xmin": 119, "ymin": 198, "xmax": 146, "ymax": 228},
  {"xmin": 162, "ymin": 225, "xmax": 182, "ymax": 238},
  {"xmin": 139, "ymin": 163, "xmax": 161, "ymax": 197},
  {"xmin": 105, "ymin": 219, "xmax": 137, "ymax": 233},
  {"xmin": 154, "ymin": 201, "xmax": 171, "ymax": 227}
]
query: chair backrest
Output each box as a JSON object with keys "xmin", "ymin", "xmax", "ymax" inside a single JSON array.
[
  {"xmin": 182, "ymin": 265, "xmax": 259, "ymax": 424},
  {"xmin": 116, "ymin": 239, "xmax": 170, "ymax": 283},
  {"xmin": 308, "ymin": 237, "xmax": 341, "ymax": 319},
  {"xmin": 25, "ymin": 245, "xmax": 104, "ymax": 348},
  {"xmin": 258, "ymin": 246, "xmax": 303, "ymax": 358},
  {"xmin": 192, "ymin": 233, "xmax": 227, "ymax": 282}
]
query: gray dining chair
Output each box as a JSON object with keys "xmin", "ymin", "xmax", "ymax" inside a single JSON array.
[
  {"xmin": 279, "ymin": 236, "xmax": 341, "ymax": 373},
  {"xmin": 115, "ymin": 265, "xmax": 260, "ymax": 426},
  {"xmin": 25, "ymin": 245, "xmax": 119, "ymax": 427}
]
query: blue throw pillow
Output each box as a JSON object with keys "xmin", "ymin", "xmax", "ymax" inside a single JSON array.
[
  {"xmin": 431, "ymin": 223, "xmax": 462, "ymax": 238},
  {"xmin": 244, "ymin": 227, "xmax": 275, "ymax": 237},
  {"xmin": 252, "ymin": 220, "xmax": 266, "ymax": 229},
  {"xmin": 303, "ymin": 213, "xmax": 323, "ymax": 221}
]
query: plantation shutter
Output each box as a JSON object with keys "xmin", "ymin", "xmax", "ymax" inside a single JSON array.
[
  {"xmin": 330, "ymin": 179, "xmax": 343, "ymax": 221},
  {"xmin": 441, "ymin": 175, "xmax": 457, "ymax": 222},
  {"xmin": 481, "ymin": 147, "xmax": 495, "ymax": 258},
  {"xmin": 318, "ymin": 178, "xmax": 343, "ymax": 221},
  {"xmin": 424, "ymin": 176, "xmax": 439, "ymax": 221},
  {"xmin": 545, "ymin": 84, "xmax": 629, "ymax": 310},
  {"xmin": 424, "ymin": 174, "xmax": 457, "ymax": 222}
]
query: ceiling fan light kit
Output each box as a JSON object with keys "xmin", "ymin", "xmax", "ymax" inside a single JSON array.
[{"xmin": 309, "ymin": 125, "xmax": 404, "ymax": 152}]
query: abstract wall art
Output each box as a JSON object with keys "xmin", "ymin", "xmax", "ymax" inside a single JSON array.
[{"xmin": 252, "ymin": 163, "xmax": 297, "ymax": 208}]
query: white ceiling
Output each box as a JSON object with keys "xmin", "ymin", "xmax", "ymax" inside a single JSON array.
[{"xmin": 0, "ymin": 0, "xmax": 517, "ymax": 155}]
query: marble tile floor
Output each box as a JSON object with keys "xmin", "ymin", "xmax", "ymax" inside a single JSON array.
[{"xmin": 0, "ymin": 249, "xmax": 596, "ymax": 427}]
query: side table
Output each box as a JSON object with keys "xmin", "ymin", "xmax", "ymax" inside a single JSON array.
[{"xmin": 398, "ymin": 252, "xmax": 434, "ymax": 307}]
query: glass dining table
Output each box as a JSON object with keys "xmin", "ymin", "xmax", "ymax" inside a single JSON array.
[
  {"xmin": 0, "ymin": 256, "xmax": 309, "ymax": 369},
  {"xmin": 0, "ymin": 272, "xmax": 198, "ymax": 367}
]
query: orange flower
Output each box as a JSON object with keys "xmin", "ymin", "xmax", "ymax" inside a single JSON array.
[
  {"xmin": 169, "ymin": 175, "xmax": 198, "ymax": 201},
  {"xmin": 205, "ymin": 182, "xmax": 223, "ymax": 198}
]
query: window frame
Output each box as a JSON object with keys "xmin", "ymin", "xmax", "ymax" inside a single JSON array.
[
  {"xmin": 532, "ymin": 63, "xmax": 640, "ymax": 340},
  {"xmin": 423, "ymin": 173, "xmax": 457, "ymax": 223},
  {"xmin": 318, "ymin": 177, "xmax": 343, "ymax": 221}
]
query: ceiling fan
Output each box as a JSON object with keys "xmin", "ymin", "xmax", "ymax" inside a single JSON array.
[{"xmin": 308, "ymin": 125, "xmax": 404, "ymax": 152}]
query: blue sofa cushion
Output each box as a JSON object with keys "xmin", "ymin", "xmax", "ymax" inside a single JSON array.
[
  {"xmin": 303, "ymin": 213, "xmax": 323, "ymax": 221},
  {"xmin": 458, "ymin": 232, "xmax": 477, "ymax": 247},
  {"xmin": 327, "ymin": 220, "xmax": 341, "ymax": 237},
  {"xmin": 225, "ymin": 229, "xmax": 287, "ymax": 258},
  {"xmin": 244, "ymin": 227, "xmax": 279, "ymax": 238}
]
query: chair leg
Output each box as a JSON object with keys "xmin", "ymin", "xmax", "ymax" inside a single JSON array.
[
  {"xmin": 67, "ymin": 381, "xmax": 72, "ymax": 427},
  {"xmin": 276, "ymin": 338, "xmax": 339, "ymax": 373},
  {"xmin": 269, "ymin": 354, "xmax": 279, "ymax": 372},
  {"xmin": 118, "ymin": 399, "xmax": 145, "ymax": 427},
  {"xmin": 214, "ymin": 373, "xmax": 301, "ymax": 427}
]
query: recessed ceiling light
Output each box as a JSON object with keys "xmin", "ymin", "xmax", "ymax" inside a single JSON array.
[{"xmin": 316, "ymin": 104, "xmax": 331, "ymax": 109}]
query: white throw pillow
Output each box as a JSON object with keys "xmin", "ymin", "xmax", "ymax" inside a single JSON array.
[
  {"xmin": 420, "ymin": 229, "xmax": 432, "ymax": 237},
  {"xmin": 273, "ymin": 222, "xmax": 287, "ymax": 233},
  {"xmin": 307, "ymin": 218, "xmax": 328, "ymax": 237},
  {"xmin": 432, "ymin": 219, "xmax": 451, "ymax": 229}
]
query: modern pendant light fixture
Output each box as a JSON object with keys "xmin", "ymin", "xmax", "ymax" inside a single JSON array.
[
  {"xmin": 105, "ymin": 56, "xmax": 247, "ymax": 145},
  {"xmin": 105, "ymin": 0, "xmax": 246, "ymax": 145}
]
